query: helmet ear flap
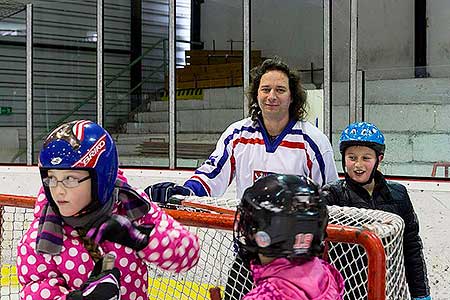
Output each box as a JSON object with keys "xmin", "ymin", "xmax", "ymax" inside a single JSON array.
[
  {"xmin": 39, "ymin": 168, "xmax": 57, "ymax": 210},
  {"xmin": 88, "ymin": 169, "xmax": 99, "ymax": 204},
  {"xmin": 233, "ymin": 204, "xmax": 259, "ymax": 264}
]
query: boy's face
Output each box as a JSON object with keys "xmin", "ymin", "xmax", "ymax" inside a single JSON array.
[
  {"xmin": 47, "ymin": 169, "xmax": 92, "ymax": 217},
  {"xmin": 344, "ymin": 146, "xmax": 381, "ymax": 184}
]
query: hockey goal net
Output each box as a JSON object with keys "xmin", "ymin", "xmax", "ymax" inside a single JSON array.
[{"xmin": 0, "ymin": 194, "xmax": 409, "ymax": 300}]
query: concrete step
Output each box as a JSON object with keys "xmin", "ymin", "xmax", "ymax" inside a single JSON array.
[
  {"xmin": 127, "ymin": 108, "xmax": 242, "ymax": 134},
  {"xmin": 150, "ymin": 100, "xmax": 203, "ymax": 112},
  {"xmin": 175, "ymin": 133, "xmax": 221, "ymax": 142},
  {"xmin": 118, "ymin": 155, "xmax": 201, "ymax": 168},
  {"xmin": 116, "ymin": 144, "xmax": 141, "ymax": 156},
  {"xmin": 149, "ymin": 87, "xmax": 243, "ymax": 112},
  {"xmin": 113, "ymin": 132, "xmax": 220, "ymax": 144},
  {"xmin": 133, "ymin": 108, "xmax": 243, "ymax": 129},
  {"xmin": 177, "ymin": 109, "xmax": 242, "ymax": 133},
  {"xmin": 113, "ymin": 133, "xmax": 165, "ymax": 144},
  {"xmin": 140, "ymin": 141, "xmax": 215, "ymax": 159},
  {"xmin": 114, "ymin": 131, "xmax": 221, "ymax": 158},
  {"xmin": 135, "ymin": 111, "xmax": 168, "ymax": 123},
  {"xmin": 125, "ymin": 122, "xmax": 169, "ymax": 134}
]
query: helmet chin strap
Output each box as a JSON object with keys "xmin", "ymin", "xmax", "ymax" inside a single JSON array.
[{"xmin": 342, "ymin": 156, "xmax": 380, "ymax": 187}]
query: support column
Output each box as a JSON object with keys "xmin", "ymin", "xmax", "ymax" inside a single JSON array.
[
  {"xmin": 169, "ymin": 0, "xmax": 177, "ymax": 169},
  {"xmin": 97, "ymin": 0, "xmax": 104, "ymax": 125},
  {"xmin": 26, "ymin": 4, "xmax": 33, "ymax": 165},
  {"xmin": 130, "ymin": 0, "xmax": 142, "ymax": 110},
  {"xmin": 242, "ymin": 0, "xmax": 250, "ymax": 117},
  {"xmin": 349, "ymin": 0, "xmax": 358, "ymax": 123},
  {"xmin": 323, "ymin": 0, "xmax": 332, "ymax": 140},
  {"xmin": 415, "ymin": 0, "xmax": 428, "ymax": 78}
]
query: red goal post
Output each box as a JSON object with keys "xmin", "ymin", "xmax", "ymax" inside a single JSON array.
[{"xmin": 0, "ymin": 193, "xmax": 409, "ymax": 300}]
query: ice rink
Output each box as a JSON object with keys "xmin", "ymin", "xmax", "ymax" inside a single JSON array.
[{"xmin": 1, "ymin": 166, "xmax": 449, "ymax": 299}]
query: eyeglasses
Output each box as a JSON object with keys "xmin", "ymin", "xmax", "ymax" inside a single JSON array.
[{"xmin": 43, "ymin": 175, "xmax": 91, "ymax": 188}]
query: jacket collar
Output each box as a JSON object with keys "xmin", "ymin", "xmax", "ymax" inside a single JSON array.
[{"xmin": 344, "ymin": 171, "xmax": 391, "ymax": 201}]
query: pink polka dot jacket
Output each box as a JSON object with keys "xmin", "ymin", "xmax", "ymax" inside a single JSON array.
[
  {"xmin": 243, "ymin": 257, "xmax": 345, "ymax": 300},
  {"xmin": 17, "ymin": 171, "xmax": 200, "ymax": 300}
]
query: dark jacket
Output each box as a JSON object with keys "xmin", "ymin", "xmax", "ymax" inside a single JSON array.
[{"xmin": 323, "ymin": 171, "xmax": 430, "ymax": 299}]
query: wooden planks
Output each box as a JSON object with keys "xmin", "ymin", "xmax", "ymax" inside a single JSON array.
[{"xmin": 169, "ymin": 50, "xmax": 263, "ymax": 89}]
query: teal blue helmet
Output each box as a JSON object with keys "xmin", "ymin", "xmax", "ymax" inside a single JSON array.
[{"xmin": 339, "ymin": 122, "xmax": 385, "ymax": 155}]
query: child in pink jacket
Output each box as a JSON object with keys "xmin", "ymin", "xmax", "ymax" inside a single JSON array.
[
  {"xmin": 17, "ymin": 120, "xmax": 200, "ymax": 300},
  {"xmin": 234, "ymin": 174, "xmax": 344, "ymax": 300}
]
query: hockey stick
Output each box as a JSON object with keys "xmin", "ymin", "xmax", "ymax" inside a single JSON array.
[{"xmin": 162, "ymin": 195, "xmax": 236, "ymax": 215}]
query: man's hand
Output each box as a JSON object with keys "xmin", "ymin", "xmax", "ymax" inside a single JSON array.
[{"xmin": 145, "ymin": 182, "xmax": 193, "ymax": 204}]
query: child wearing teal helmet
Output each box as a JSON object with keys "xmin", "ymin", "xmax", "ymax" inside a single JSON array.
[
  {"xmin": 323, "ymin": 122, "xmax": 431, "ymax": 300},
  {"xmin": 339, "ymin": 121, "xmax": 386, "ymax": 189}
]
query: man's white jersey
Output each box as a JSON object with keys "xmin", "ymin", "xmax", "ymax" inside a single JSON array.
[{"xmin": 184, "ymin": 117, "xmax": 338, "ymax": 198}]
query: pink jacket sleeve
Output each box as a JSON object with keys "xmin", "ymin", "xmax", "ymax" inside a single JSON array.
[
  {"xmin": 133, "ymin": 187, "xmax": 200, "ymax": 273},
  {"xmin": 118, "ymin": 169, "xmax": 200, "ymax": 273}
]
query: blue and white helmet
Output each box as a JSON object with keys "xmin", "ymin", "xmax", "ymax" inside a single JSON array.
[
  {"xmin": 339, "ymin": 122, "xmax": 385, "ymax": 155},
  {"xmin": 39, "ymin": 120, "xmax": 118, "ymax": 206}
]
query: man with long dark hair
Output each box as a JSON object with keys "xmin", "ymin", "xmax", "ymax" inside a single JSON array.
[{"xmin": 148, "ymin": 57, "xmax": 338, "ymax": 299}]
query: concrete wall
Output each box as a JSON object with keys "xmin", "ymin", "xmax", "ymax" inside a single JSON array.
[
  {"xmin": 125, "ymin": 78, "xmax": 450, "ymax": 177},
  {"xmin": 0, "ymin": 166, "xmax": 448, "ymax": 298},
  {"xmin": 130, "ymin": 87, "xmax": 245, "ymax": 134},
  {"xmin": 201, "ymin": 0, "xmax": 325, "ymax": 76},
  {"xmin": 328, "ymin": 77, "xmax": 450, "ymax": 176},
  {"xmin": 0, "ymin": 129, "xmax": 19, "ymax": 162},
  {"xmin": 0, "ymin": 0, "xmax": 132, "ymax": 149},
  {"xmin": 201, "ymin": 0, "xmax": 450, "ymax": 80},
  {"xmin": 428, "ymin": 0, "xmax": 450, "ymax": 77}
]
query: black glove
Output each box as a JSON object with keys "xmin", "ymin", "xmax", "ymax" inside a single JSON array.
[
  {"xmin": 145, "ymin": 181, "xmax": 193, "ymax": 204},
  {"xmin": 87, "ymin": 215, "xmax": 152, "ymax": 251},
  {"xmin": 67, "ymin": 258, "xmax": 121, "ymax": 300}
]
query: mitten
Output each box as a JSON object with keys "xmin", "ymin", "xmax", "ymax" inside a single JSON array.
[
  {"xmin": 144, "ymin": 181, "xmax": 193, "ymax": 204},
  {"xmin": 87, "ymin": 215, "xmax": 152, "ymax": 251},
  {"xmin": 67, "ymin": 258, "xmax": 120, "ymax": 300}
]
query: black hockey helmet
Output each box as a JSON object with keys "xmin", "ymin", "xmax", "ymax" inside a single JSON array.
[{"xmin": 234, "ymin": 174, "xmax": 328, "ymax": 263}]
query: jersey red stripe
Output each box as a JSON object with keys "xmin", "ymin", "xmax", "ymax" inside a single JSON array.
[{"xmin": 191, "ymin": 175, "xmax": 211, "ymax": 196}]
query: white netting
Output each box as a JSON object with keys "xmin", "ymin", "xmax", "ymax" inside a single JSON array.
[
  {"xmin": 0, "ymin": 199, "xmax": 409, "ymax": 300},
  {"xmin": 1, "ymin": 206, "xmax": 33, "ymax": 300},
  {"xmin": 147, "ymin": 197, "xmax": 409, "ymax": 300},
  {"xmin": 327, "ymin": 206, "xmax": 409, "ymax": 300}
]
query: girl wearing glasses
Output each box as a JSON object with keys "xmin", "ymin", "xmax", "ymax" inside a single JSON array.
[{"xmin": 17, "ymin": 120, "xmax": 200, "ymax": 300}]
